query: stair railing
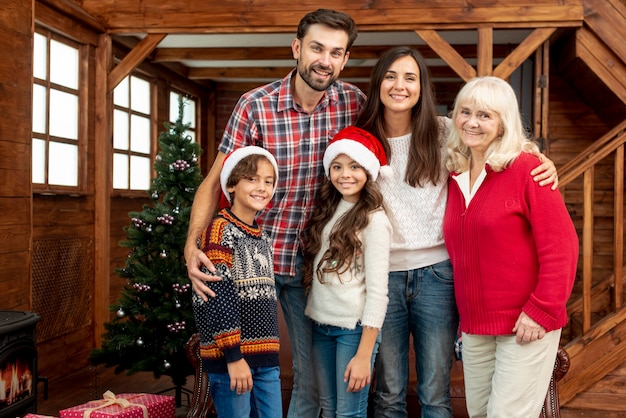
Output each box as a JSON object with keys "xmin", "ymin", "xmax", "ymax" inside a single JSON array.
[{"xmin": 558, "ymin": 119, "xmax": 626, "ymax": 335}]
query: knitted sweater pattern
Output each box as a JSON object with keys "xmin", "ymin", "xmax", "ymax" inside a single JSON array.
[
  {"xmin": 376, "ymin": 117, "xmax": 451, "ymax": 270},
  {"xmin": 305, "ymin": 199, "xmax": 392, "ymax": 330},
  {"xmin": 443, "ymin": 153, "xmax": 579, "ymax": 335},
  {"xmin": 192, "ymin": 209, "xmax": 279, "ymax": 374}
]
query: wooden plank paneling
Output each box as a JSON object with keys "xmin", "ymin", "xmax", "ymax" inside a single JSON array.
[
  {"xmin": 0, "ymin": 274, "xmax": 31, "ymax": 310},
  {"xmin": 37, "ymin": 326, "xmax": 93, "ymax": 378},
  {"xmin": 583, "ymin": 0, "xmax": 626, "ymax": 67},
  {"xmin": 575, "ymin": 28, "xmax": 626, "ymax": 104},
  {"xmin": 0, "ymin": 0, "xmax": 32, "ymax": 311},
  {"xmin": 0, "ymin": 225, "xmax": 31, "ymax": 254}
]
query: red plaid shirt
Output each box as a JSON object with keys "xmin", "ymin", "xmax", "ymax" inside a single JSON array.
[{"xmin": 219, "ymin": 70, "xmax": 366, "ymax": 276}]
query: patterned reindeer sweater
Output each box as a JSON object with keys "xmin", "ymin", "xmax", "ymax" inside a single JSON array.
[{"xmin": 192, "ymin": 208, "xmax": 280, "ymax": 374}]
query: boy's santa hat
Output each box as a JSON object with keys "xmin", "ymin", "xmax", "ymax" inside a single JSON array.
[
  {"xmin": 323, "ymin": 126, "xmax": 392, "ymax": 181},
  {"xmin": 220, "ymin": 146, "xmax": 279, "ymax": 203}
]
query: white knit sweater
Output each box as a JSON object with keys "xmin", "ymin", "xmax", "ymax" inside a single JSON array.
[
  {"xmin": 376, "ymin": 118, "xmax": 451, "ymax": 271},
  {"xmin": 305, "ymin": 199, "xmax": 391, "ymax": 330}
]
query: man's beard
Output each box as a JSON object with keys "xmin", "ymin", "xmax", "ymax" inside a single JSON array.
[{"xmin": 297, "ymin": 62, "xmax": 337, "ymax": 92}]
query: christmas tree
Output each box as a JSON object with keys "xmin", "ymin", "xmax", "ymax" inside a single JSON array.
[{"xmin": 90, "ymin": 97, "xmax": 203, "ymax": 403}]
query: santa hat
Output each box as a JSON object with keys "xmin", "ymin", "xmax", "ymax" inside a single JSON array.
[
  {"xmin": 323, "ymin": 126, "xmax": 392, "ymax": 181},
  {"xmin": 220, "ymin": 146, "xmax": 279, "ymax": 204}
]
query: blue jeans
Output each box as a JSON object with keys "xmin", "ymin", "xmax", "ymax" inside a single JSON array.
[
  {"xmin": 312, "ymin": 323, "xmax": 379, "ymax": 418},
  {"xmin": 373, "ymin": 259, "xmax": 459, "ymax": 418},
  {"xmin": 209, "ymin": 366, "xmax": 282, "ymax": 418},
  {"xmin": 275, "ymin": 252, "xmax": 320, "ymax": 418}
]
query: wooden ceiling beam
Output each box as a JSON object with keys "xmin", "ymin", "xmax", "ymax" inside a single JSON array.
[
  {"xmin": 78, "ymin": 1, "xmax": 584, "ymax": 32},
  {"xmin": 108, "ymin": 33, "xmax": 166, "ymax": 91},
  {"xmin": 37, "ymin": 0, "xmax": 105, "ymax": 32},
  {"xmin": 416, "ymin": 29, "xmax": 476, "ymax": 82},
  {"xmin": 187, "ymin": 65, "xmax": 461, "ymax": 80},
  {"xmin": 152, "ymin": 44, "xmax": 519, "ymax": 63},
  {"xmin": 477, "ymin": 27, "xmax": 493, "ymax": 76},
  {"xmin": 493, "ymin": 27, "xmax": 556, "ymax": 80}
]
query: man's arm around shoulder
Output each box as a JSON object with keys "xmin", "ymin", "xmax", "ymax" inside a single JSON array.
[{"xmin": 185, "ymin": 152, "xmax": 227, "ymax": 300}]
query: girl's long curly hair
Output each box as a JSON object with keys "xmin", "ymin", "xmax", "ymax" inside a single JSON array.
[{"xmin": 301, "ymin": 174, "xmax": 385, "ymax": 292}]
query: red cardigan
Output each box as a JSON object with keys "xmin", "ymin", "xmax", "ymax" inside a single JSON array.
[{"xmin": 443, "ymin": 152, "xmax": 579, "ymax": 335}]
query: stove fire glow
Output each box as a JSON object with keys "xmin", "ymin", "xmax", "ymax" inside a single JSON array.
[{"xmin": 0, "ymin": 354, "xmax": 34, "ymax": 407}]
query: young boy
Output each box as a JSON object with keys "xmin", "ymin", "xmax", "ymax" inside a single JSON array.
[{"xmin": 192, "ymin": 146, "xmax": 281, "ymax": 417}]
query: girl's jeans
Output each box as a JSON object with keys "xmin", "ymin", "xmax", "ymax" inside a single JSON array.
[{"xmin": 313, "ymin": 322, "xmax": 380, "ymax": 417}]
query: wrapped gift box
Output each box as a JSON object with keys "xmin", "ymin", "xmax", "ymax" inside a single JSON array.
[
  {"xmin": 59, "ymin": 391, "xmax": 175, "ymax": 418},
  {"xmin": 24, "ymin": 414, "xmax": 57, "ymax": 418}
]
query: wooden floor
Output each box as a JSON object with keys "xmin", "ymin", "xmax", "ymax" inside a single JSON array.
[{"xmin": 33, "ymin": 365, "xmax": 626, "ymax": 418}]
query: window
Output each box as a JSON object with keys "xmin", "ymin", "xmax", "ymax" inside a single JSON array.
[
  {"xmin": 32, "ymin": 30, "xmax": 83, "ymax": 191},
  {"xmin": 169, "ymin": 91, "xmax": 197, "ymax": 143},
  {"xmin": 113, "ymin": 75, "xmax": 154, "ymax": 191}
]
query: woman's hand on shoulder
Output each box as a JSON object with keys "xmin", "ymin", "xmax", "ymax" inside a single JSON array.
[{"xmin": 530, "ymin": 148, "xmax": 559, "ymax": 190}]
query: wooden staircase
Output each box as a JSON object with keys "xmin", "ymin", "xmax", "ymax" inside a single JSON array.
[{"xmin": 555, "ymin": 0, "xmax": 626, "ymax": 400}]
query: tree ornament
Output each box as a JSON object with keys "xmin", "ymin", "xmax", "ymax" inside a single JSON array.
[
  {"xmin": 172, "ymin": 160, "xmax": 190, "ymax": 171},
  {"xmin": 175, "ymin": 299, "xmax": 181, "ymax": 309},
  {"xmin": 163, "ymin": 360, "xmax": 171, "ymax": 369},
  {"xmin": 145, "ymin": 225, "xmax": 152, "ymax": 233},
  {"xmin": 157, "ymin": 214, "xmax": 174, "ymax": 225},
  {"xmin": 155, "ymin": 154, "xmax": 162, "ymax": 161},
  {"xmin": 192, "ymin": 154, "xmax": 198, "ymax": 163},
  {"xmin": 151, "ymin": 191, "xmax": 159, "ymax": 200},
  {"xmin": 116, "ymin": 308, "xmax": 125, "ymax": 318},
  {"xmin": 160, "ymin": 249, "xmax": 167, "ymax": 259},
  {"xmin": 136, "ymin": 337, "xmax": 144, "ymax": 346}
]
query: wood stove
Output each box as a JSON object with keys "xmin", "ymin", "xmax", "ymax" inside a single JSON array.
[{"xmin": 0, "ymin": 311, "xmax": 40, "ymax": 418}]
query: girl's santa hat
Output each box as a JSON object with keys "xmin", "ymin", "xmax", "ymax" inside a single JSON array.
[
  {"xmin": 323, "ymin": 126, "xmax": 392, "ymax": 181},
  {"xmin": 220, "ymin": 146, "xmax": 279, "ymax": 204}
]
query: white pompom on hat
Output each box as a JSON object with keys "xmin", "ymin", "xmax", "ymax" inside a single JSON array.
[
  {"xmin": 323, "ymin": 126, "xmax": 392, "ymax": 181},
  {"xmin": 220, "ymin": 146, "xmax": 279, "ymax": 203}
]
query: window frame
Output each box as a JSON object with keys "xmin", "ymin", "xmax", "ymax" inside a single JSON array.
[
  {"xmin": 111, "ymin": 73, "xmax": 158, "ymax": 198},
  {"xmin": 32, "ymin": 27, "xmax": 89, "ymax": 195}
]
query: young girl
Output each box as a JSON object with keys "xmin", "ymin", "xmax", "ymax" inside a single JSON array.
[
  {"xmin": 192, "ymin": 146, "xmax": 282, "ymax": 418},
  {"xmin": 302, "ymin": 126, "xmax": 392, "ymax": 417}
]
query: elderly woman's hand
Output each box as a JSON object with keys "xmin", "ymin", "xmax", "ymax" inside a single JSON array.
[{"xmin": 513, "ymin": 312, "xmax": 546, "ymax": 344}]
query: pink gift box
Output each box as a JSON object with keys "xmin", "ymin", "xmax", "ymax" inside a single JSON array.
[{"xmin": 59, "ymin": 391, "xmax": 175, "ymax": 418}]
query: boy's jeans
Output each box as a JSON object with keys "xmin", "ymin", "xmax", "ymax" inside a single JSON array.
[{"xmin": 209, "ymin": 365, "xmax": 282, "ymax": 417}]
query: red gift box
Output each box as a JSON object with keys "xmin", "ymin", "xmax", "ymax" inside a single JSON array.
[{"xmin": 59, "ymin": 391, "xmax": 175, "ymax": 418}]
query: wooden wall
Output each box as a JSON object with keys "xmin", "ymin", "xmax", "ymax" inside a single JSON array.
[
  {"xmin": 30, "ymin": 4, "xmax": 100, "ymax": 379},
  {"xmin": 16, "ymin": 2, "xmax": 215, "ymax": 381},
  {"xmin": 0, "ymin": 1, "xmax": 33, "ymax": 310},
  {"xmin": 1, "ymin": 1, "xmax": 622, "ymax": 411}
]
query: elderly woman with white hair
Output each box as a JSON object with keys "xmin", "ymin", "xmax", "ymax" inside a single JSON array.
[{"xmin": 443, "ymin": 76, "xmax": 579, "ymax": 418}]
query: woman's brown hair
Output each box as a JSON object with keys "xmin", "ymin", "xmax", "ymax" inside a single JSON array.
[{"xmin": 355, "ymin": 46, "xmax": 443, "ymax": 187}]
